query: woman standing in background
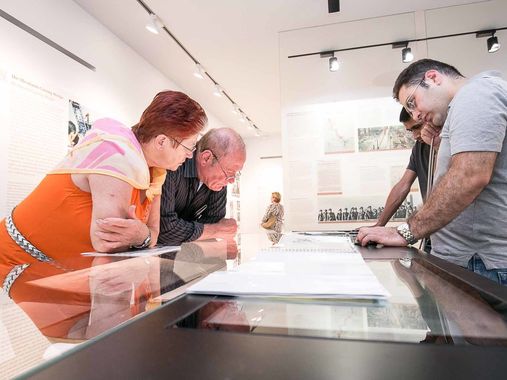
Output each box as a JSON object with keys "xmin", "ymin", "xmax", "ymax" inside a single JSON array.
[{"xmin": 261, "ymin": 192, "xmax": 284, "ymax": 244}]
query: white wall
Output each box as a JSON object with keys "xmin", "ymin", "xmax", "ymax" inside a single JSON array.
[
  {"xmin": 240, "ymin": 135, "xmax": 283, "ymax": 235},
  {"xmin": 0, "ymin": 0, "xmax": 223, "ymax": 216},
  {"xmin": 0, "ymin": 0, "xmax": 184, "ymax": 122}
]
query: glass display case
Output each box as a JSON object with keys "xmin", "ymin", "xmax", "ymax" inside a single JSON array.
[{"xmin": 3, "ymin": 232, "xmax": 507, "ymax": 379}]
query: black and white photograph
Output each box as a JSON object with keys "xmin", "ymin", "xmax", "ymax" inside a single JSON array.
[
  {"xmin": 68, "ymin": 100, "xmax": 93, "ymax": 148},
  {"xmin": 317, "ymin": 198, "xmax": 417, "ymax": 223}
]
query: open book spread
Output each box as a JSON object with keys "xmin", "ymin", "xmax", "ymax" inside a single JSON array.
[{"xmin": 187, "ymin": 234, "xmax": 390, "ymax": 300}]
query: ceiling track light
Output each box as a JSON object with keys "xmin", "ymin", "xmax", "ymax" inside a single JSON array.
[
  {"xmin": 145, "ymin": 13, "xmax": 162, "ymax": 34},
  {"xmin": 488, "ymin": 36, "xmax": 500, "ymax": 53},
  {"xmin": 290, "ymin": 26, "xmax": 507, "ymax": 66},
  {"xmin": 402, "ymin": 47, "xmax": 414, "ymax": 63},
  {"xmin": 392, "ymin": 41, "xmax": 414, "ymax": 63},
  {"xmin": 329, "ymin": 56, "xmax": 339, "ymax": 71},
  {"xmin": 137, "ymin": 0, "xmax": 260, "ymax": 132},
  {"xmin": 476, "ymin": 29, "xmax": 501, "ymax": 53},
  {"xmin": 193, "ymin": 63, "xmax": 205, "ymax": 79},
  {"xmin": 320, "ymin": 51, "xmax": 339, "ymax": 72}
]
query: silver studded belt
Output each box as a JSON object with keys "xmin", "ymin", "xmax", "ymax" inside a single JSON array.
[
  {"xmin": 2, "ymin": 264, "xmax": 29, "ymax": 296},
  {"xmin": 5, "ymin": 212, "xmax": 53, "ymax": 263},
  {"xmin": 2, "ymin": 210, "xmax": 71, "ymax": 297}
]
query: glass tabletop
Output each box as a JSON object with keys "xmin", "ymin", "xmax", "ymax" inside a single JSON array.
[
  {"xmin": 0, "ymin": 238, "xmax": 234, "ymax": 379},
  {"xmin": 2, "ymin": 231, "xmax": 507, "ymax": 379},
  {"xmin": 175, "ymin": 257, "xmax": 507, "ymax": 345}
]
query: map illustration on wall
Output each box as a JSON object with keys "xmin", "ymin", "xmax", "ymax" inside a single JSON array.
[{"xmin": 324, "ymin": 116, "xmax": 355, "ymax": 154}]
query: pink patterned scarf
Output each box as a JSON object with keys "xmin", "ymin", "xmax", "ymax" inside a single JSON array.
[{"xmin": 50, "ymin": 118, "xmax": 166, "ymax": 201}]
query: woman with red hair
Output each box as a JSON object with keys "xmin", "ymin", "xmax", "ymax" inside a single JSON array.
[{"xmin": 0, "ymin": 90, "xmax": 207, "ymax": 301}]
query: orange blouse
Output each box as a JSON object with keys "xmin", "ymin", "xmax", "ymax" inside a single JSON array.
[{"xmin": 0, "ymin": 173, "xmax": 151, "ymax": 337}]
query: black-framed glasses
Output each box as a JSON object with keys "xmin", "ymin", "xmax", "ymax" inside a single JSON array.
[
  {"xmin": 171, "ymin": 137, "xmax": 196, "ymax": 153},
  {"xmin": 404, "ymin": 77, "xmax": 425, "ymax": 116},
  {"xmin": 209, "ymin": 150, "xmax": 240, "ymax": 182}
]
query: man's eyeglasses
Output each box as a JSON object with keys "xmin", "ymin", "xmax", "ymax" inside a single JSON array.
[
  {"xmin": 210, "ymin": 150, "xmax": 240, "ymax": 182},
  {"xmin": 404, "ymin": 77, "xmax": 425, "ymax": 116},
  {"xmin": 171, "ymin": 138, "xmax": 196, "ymax": 153}
]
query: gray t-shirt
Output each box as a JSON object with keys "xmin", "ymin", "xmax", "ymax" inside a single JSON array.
[{"xmin": 431, "ymin": 71, "xmax": 507, "ymax": 269}]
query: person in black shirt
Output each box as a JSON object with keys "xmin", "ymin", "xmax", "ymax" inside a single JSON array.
[
  {"xmin": 373, "ymin": 108, "xmax": 432, "ymax": 227},
  {"xmin": 159, "ymin": 128, "xmax": 246, "ymax": 246}
]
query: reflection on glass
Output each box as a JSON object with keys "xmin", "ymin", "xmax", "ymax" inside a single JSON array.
[
  {"xmin": 3, "ymin": 231, "xmax": 507, "ymax": 379},
  {"xmin": 0, "ymin": 238, "xmax": 235, "ymax": 377},
  {"xmin": 174, "ymin": 253, "xmax": 507, "ymax": 347}
]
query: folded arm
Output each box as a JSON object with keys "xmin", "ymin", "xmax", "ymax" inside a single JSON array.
[{"xmin": 88, "ymin": 174, "xmax": 151, "ymax": 252}]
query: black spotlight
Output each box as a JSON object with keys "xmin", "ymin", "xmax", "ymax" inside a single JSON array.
[
  {"xmin": 402, "ymin": 47, "xmax": 414, "ymax": 63},
  {"xmin": 487, "ymin": 35, "xmax": 500, "ymax": 53}
]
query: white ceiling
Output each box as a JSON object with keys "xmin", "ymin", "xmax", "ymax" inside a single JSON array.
[{"xmin": 73, "ymin": 0, "xmax": 499, "ymax": 137}]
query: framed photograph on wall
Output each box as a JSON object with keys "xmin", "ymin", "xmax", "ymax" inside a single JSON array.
[
  {"xmin": 358, "ymin": 125, "xmax": 413, "ymax": 152},
  {"xmin": 317, "ymin": 195, "xmax": 418, "ymax": 223},
  {"xmin": 68, "ymin": 100, "xmax": 94, "ymax": 148}
]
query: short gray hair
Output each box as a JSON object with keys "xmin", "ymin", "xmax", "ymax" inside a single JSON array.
[{"xmin": 197, "ymin": 127, "xmax": 246, "ymax": 157}]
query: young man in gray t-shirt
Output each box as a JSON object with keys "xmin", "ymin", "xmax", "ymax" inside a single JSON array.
[{"xmin": 357, "ymin": 59, "xmax": 507, "ymax": 286}]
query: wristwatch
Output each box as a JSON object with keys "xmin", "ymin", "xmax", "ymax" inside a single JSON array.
[
  {"xmin": 396, "ymin": 223, "xmax": 417, "ymax": 245},
  {"xmin": 131, "ymin": 232, "xmax": 152, "ymax": 250}
]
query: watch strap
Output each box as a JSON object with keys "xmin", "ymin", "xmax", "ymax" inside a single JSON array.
[
  {"xmin": 131, "ymin": 232, "xmax": 152, "ymax": 250},
  {"xmin": 397, "ymin": 223, "xmax": 417, "ymax": 245}
]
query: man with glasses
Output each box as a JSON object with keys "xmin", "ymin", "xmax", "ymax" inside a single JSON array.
[
  {"xmin": 358, "ymin": 59, "xmax": 507, "ymax": 285},
  {"xmin": 372, "ymin": 108, "xmax": 431, "ymax": 230},
  {"xmin": 158, "ymin": 128, "xmax": 246, "ymax": 246}
]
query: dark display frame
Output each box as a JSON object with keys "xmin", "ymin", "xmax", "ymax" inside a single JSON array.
[{"xmin": 19, "ymin": 247, "xmax": 507, "ymax": 380}]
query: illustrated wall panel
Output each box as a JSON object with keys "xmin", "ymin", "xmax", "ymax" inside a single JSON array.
[{"xmin": 283, "ymin": 97, "xmax": 420, "ymax": 231}]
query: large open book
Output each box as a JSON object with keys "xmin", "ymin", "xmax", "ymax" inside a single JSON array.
[{"xmin": 187, "ymin": 234, "xmax": 389, "ymax": 300}]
